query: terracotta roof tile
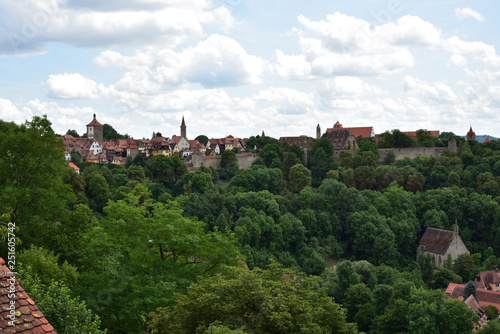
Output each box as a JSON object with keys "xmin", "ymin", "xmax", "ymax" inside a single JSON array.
[
  {"xmin": 169, "ymin": 136, "xmax": 183, "ymax": 144},
  {"xmin": 327, "ymin": 126, "xmax": 374, "ymax": 138},
  {"xmin": 475, "ymin": 270, "xmax": 500, "ymax": 290},
  {"xmin": 447, "ymin": 283, "xmax": 500, "ymax": 310},
  {"xmin": 0, "ymin": 258, "xmax": 58, "ymax": 333},
  {"xmin": 41, "ymin": 324, "xmax": 54, "ymax": 331}
]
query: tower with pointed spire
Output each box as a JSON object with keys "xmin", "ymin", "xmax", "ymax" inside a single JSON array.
[
  {"xmin": 86, "ymin": 113, "xmax": 103, "ymax": 142},
  {"xmin": 316, "ymin": 123, "xmax": 321, "ymax": 139},
  {"xmin": 180, "ymin": 116, "xmax": 187, "ymax": 139},
  {"xmin": 466, "ymin": 126, "xmax": 476, "ymax": 141}
]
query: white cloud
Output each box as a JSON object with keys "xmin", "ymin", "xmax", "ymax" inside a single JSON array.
[
  {"xmin": 97, "ymin": 34, "xmax": 266, "ymax": 91},
  {"xmin": 401, "ymin": 76, "xmax": 457, "ymax": 103},
  {"xmin": 0, "ymin": 0, "xmax": 236, "ymax": 56},
  {"xmin": 270, "ymin": 50, "xmax": 312, "ymax": 80},
  {"xmin": 374, "ymin": 15, "xmax": 441, "ymax": 46},
  {"xmin": 317, "ymin": 77, "xmax": 385, "ymax": 98},
  {"xmin": 253, "ymin": 87, "xmax": 314, "ymax": 115},
  {"xmin": 0, "ymin": 98, "xmax": 30, "ymax": 123},
  {"xmin": 448, "ymin": 54, "xmax": 468, "ymax": 67},
  {"xmin": 443, "ymin": 37, "xmax": 500, "ymax": 67},
  {"xmin": 274, "ymin": 13, "xmax": 441, "ymax": 78},
  {"xmin": 455, "ymin": 8, "xmax": 485, "ymax": 22},
  {"xmin": 45, "ymin": 73, "xmax": 104, "ymax": 99}
]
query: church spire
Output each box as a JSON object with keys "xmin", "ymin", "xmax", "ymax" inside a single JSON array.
[{"xmin": 180, "ymin": 116, "xmax": 187, "ymax": 139}]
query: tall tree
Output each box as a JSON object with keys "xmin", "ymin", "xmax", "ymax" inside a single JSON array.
[
  {"xmin": 221, "ymin": 150, "xmax": 239, "ymax": 177},
  {"xmin": 0, "ymin": 116, "xmax": 73, "ymax": 245},
  {"xmin": 79, "ymin": 195, "xmax": 239, "ymax": 333},
  {"xmin": 195, "ymin": 135, "xmax": 209, "ymax": 146},
  {"xmin": 463, "ymin": 281, "xmax": 477, "ymax": 301},
  {"xmin": 147, "ymin": 263, "xmax": 358, "ymax": 334},
  {"xmin": 288, "ymin": 164, "xmax": 312, "ymax": 192},
  {"xmin": 103, "ymin": 123, "xmax": 128, "ymax": 139},
  {"xmin": 65, "ymin": 129, "xmax": 80, "ymax": 137}
]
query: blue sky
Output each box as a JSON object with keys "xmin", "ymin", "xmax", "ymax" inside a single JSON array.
[{"xmin": 1, "ymin": 0, "xmax": 499, "ymax": 139}]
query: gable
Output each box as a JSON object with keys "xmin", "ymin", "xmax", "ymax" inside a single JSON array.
[{"xmin": 418, "ymin": 227, "xmax": 454, "ymax": 255}]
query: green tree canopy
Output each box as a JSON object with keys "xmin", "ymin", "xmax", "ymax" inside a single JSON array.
[
  {"xmin": 147, "ymin": 263, "xmax": 358, "ymax": 334},
  {"xmin": 65, "ymin": 129, "xmax": 80, "ymax": 137},
  {"xmin": 221, "ymin": 150, "xmax": 239, "ymax": 176},
  {"xmin": 289, "ymin": 164, "xmax": 312, "ymax": 192},
  {"xmin": 0, "ymin": 116, "xmax": 74, "ymax": 245},
  {"xmin": 195, "ymin": 135, "xmax": 209, "ymax": 146},
  {"xmin": 103, "ymin": 123, "xmax": 128, "ymax": 139}
]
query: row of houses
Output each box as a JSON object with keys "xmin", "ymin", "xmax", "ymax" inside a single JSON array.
[
  {"xmin": 67, "ymin": 115, "xmax": 483, "ymax": 170},
  {"xmin": 445, "ymin": 269, "xmax": 500, "ymax": 330},
  {"xmin": 61, "ymin": 115, "xmax": 249, "ymax": 166}
]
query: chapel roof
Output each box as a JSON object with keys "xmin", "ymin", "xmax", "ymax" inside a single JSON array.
[{"xmin": 418, "ymin": 227, "xmax": 455, "ymax": 255}]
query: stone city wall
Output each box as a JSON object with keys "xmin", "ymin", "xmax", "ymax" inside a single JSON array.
[
  {"xmin": 334, "ymin": 147, "xmax": 449, "ymax": 163},
  {"xmin": 193, "ymin": 153, "xmax": 260, "ymax": 170}
]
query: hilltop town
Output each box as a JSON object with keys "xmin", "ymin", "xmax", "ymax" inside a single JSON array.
[
  {"xmin": 61, "ymin": 113, "xmax": 487, "ymax": 172},
  {"xmin": 3, "ymin": 113, "xmax": 500, "ymax": 334}
]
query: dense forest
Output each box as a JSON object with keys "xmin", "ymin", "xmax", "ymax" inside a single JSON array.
[{"xmin": 1, "ymin": 116, "xmax": 500, "ymax": 333}]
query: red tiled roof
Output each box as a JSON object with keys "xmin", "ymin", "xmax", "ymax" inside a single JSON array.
[
  {"xmin": 325, "ymin": 129, "xmax": 353, "ymax": 150},
  {"xmin": 0, "ymin": 258, "xmax": 58, "ymax": 333},
  {"xmin": 418, "ymin": 227, "xmax": 455, "ymax": 255},
  {"xmin": 181, "ymin": 116, "xmax": 186, "ymax": 127},
  {"xmin": 447, "ymin": 283, "xmax": 500, "ymax": 310},
  {"xmin": 61, "ymin": 135, "xmax": 76, "ymax": 141},
  {"xmin": 464, "ymin": 295, "xmax": 488, "ymax": 328},
  {"xmin": 327, "ymin": 126, "xmax": 373, "ymax": 138},
  {"xmin": 128, "ymin": 140, "xmax": 138, "ymax": 149},
  {"xmin": 187, "ymin": 140, "xmax": 201, "ymax": 148},
  {"xmin": 484, "ymin": 137, "xmax": 491, "ymax": 143},
  {"xmin": 210, "ymin": 139, "xmax": 224, "ymax": 146},
  {"xmin": 464, "ymin": 295, "xmax": 483, "ymax": 314},
  {"xmin": 279, "ymin": 136, "xmax": 312, "ymax": 147},
  {"xmin": 68, "ymin": 162, "xmax": 79, "ymax": 171},
  {"xmin": 475, "ymin": 270, "xmax": 500, "ymax": 290},
  {"xmin": 150, "ymin": 137, "xmax": 166, "ymax": 143},
  {"xmin": 170, "ymin": 136, "xmax": 183, "ymax": 144},
  {"xmin": 86, "ymin": 119, "xmax": 102, "ymax": 126},
  {"xmin": 467, "ymin": 127, "xmax": 476, "ymax": 139}
]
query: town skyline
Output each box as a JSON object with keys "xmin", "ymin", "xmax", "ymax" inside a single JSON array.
[
  {"xmin": 52, "ymin": 113, "xmax": 498, "ymax": 142},
  {"xmin": 1, "ymin": 1, "xmax": 500, "ymax": 139}
]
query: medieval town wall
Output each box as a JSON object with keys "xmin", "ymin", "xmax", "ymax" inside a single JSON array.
[
  {"xmin": 193, "ymin": 153, "xmax": 260, "ymax": 170},
  {"xmin": 334, "ymin": 147, "xmax": 449, "ymax": 163},
  {"xmin": 193, "ymin": 147, "xmax": 451, "ymax": 171}
]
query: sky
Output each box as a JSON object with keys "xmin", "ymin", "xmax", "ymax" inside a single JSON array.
[{"xmin": 1, "ymin": 0, "xmax": 500, "ymax": 140}]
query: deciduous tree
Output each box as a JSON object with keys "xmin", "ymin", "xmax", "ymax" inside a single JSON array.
[{"xmin": 147, "ymin": 263, "xmax": 358, "ymax": 334}]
